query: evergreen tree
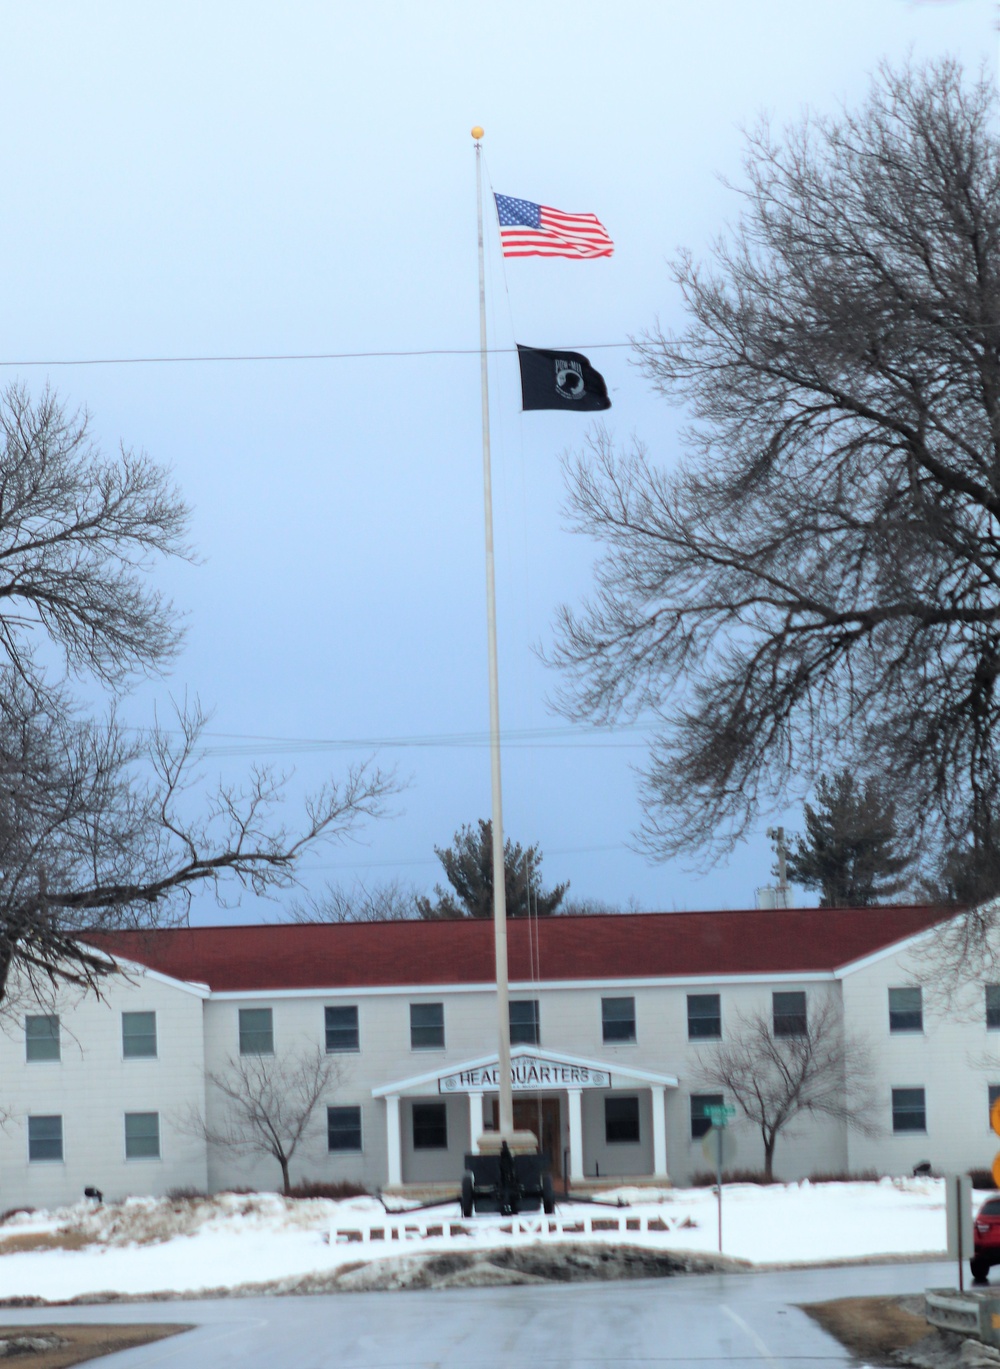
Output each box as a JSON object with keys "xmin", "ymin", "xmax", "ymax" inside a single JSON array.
[
  {"xmin": 416, "ymin": 819, "xmax": 568, "ymax": 920},
  {"xmin": 920, "ymin": 818, "xmax": 1000, "ymax": 906},
  {"xmin": 785, "ymin": 771, "xmax": 914, "ymax": 907}
]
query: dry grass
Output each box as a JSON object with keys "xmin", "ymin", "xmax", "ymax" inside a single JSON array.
[
  {"xmin": 801, "ymin": 1296, "xmax": 931, "ymax": 1364},
  {"xmin": 0, "ymin": 1191, "xmax": 338, "ymax": 1257},
  {"xmin": 0, "ymin": 1323, "xmax": 190, "ymax": 1368},
  {"xmin": 0, "ymin": 1232, "xmax": 96, "ymax": 1254}
]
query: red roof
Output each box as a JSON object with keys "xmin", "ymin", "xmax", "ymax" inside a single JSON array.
[{"xmin": 84, "ymin": 906, "xmax": 949, "ymax": 993}]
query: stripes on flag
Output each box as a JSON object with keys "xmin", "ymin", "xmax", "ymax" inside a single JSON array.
[{"xmin": 494, "ymin": 194, "xmax": 614, "ymax": 259}]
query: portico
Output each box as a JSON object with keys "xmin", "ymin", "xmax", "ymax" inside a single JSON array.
[{"xmin": 373, "ymin": 1045, "xmax": 678, "ymax": 1187}]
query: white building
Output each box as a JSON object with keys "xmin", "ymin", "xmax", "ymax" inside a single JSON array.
[{"xmin": 0, "ymin": 906, "xmax": 995, "ymax": 1207}]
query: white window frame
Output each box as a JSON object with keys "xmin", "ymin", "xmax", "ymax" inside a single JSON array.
[
  {"xmin": 124, "ymin": 1111, "xmax": 162, "ymax": 1161},
  {"xmin": 25, "ymin": 1014, "xmax": 61, "ymax": 1063},
  {"xmin": 121, "ymin": 1010, "xmax": 158, "ymax": 1060},
  {"xmin": 27, "ymin": 1114, "xmax": 64, "ymax": 1163},
  {"xmin": 327, "ymin": 1104, "xmax": 364, "ymax": 1153}
]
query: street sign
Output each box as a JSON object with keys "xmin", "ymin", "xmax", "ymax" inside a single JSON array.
[{"xmin": 705, "ymin": 1105, "xmax": 736, "ymax": 1127}]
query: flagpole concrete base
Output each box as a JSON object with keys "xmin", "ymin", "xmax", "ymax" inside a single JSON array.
[{"xmin": 476, "ymin": 1129, "xmax": 538, "ymax": 1156}]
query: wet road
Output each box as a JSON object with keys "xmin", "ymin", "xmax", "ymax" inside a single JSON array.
[{"xmin": 3, "ymin": 1258, "xmax": 957, "ymax": 1368}]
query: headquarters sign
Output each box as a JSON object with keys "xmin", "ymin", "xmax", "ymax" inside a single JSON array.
[{"xmin": 439, "ymin": 1056, "xmax": 610, "ymax": 1094}]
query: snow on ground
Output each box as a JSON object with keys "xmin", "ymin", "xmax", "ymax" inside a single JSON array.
[{"xmin": 0, "ymin": 1178, "xmax": 965, "ymax": 1303}]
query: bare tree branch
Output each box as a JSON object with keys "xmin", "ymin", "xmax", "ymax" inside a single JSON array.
[
  {"xmin": 0, "ymin": 384, "xmax": 400, "ymax": 1007},
  {"xmin": 0, "ymin": 383, "xmax": 192, "ymax": 692},
  {"xmin": 0, "ymin": 680, "xmax": 399, "ymax": 1003},
  {"xmin": 285, "ymin": 877, "xmax": 421, "ymax": 924},
  {"xmin": 698, "ymin": 997, "xmax": 879, "ymax": 1179},
  {"xmin": 183, "ymin": 1046, "xmax": 344, "ymax": 1195},
  {"xmin": 548, "ymin": 61, "xmax": 1000, "ymax": 890}
]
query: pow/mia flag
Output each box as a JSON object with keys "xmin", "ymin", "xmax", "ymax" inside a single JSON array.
[{"xmin": 516, "ymin": 344, "xmax": 611, "ymax": 412}]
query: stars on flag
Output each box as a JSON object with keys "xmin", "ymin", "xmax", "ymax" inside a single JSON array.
[{"xmin": 494, "ymin": 194, "xmax": 614, "ymax": 259}]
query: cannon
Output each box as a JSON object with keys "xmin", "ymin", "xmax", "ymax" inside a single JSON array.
[{"xmin": 460, "ymin": 1139, "xmax": 555, "ymax": 1216}]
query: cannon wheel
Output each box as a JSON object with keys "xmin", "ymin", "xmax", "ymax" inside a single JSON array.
[
  {"xmin": 461, "ymin": 1170, "xmax": 475, "ymax": 1218},
  {"xmin": 542, "ymin": 1173, "xmax": 555, "ymax": 1215}
]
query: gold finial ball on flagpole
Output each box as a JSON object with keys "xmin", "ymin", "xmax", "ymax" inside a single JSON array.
[{"xmin": 471, "ymin": 125, "xmax": 484, "ymax": 141}]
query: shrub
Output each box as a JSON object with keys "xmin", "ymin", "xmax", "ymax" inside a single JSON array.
[
  {"xmin": 287, "ymin": 1179, "xmax": 370, "ymax": 1200},
  {"xmin": 968, "ymin": 1169, "xmax": 997, "ymax": 1190},
  {"xmin": 0, "ymin": 1208, "xmax": 34, "ymax": 1224},
  {"xmin": 688, "ymin": 1168, "xmax": 778, "ymax": 1187},
  {"xmin": 807, "ymin": 1170, "xmax": 883, "ymax": 1184},
  {"xmin": 165, "ymin": 1187, "xmax": 207, "ymax": 1203}
]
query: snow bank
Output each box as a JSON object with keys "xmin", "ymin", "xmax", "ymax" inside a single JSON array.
[{"xmin": 0, "ymin": 1178, "xmax": 959, "ymax": 1303}]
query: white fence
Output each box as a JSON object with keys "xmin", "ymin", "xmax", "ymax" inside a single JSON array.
[{"xmin": 333, "ymin": 1210, "xmax": 674, "ymax": 1245}]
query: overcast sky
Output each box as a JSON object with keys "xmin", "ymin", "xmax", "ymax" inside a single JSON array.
[{"xmin": 0, "ymin": 1, "xmax": 993, "ymax": 920}]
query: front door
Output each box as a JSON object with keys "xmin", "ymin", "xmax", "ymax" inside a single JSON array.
[{"xmin": 491, "ymin": 1098, "xmax": 562, "ymax": 1179}]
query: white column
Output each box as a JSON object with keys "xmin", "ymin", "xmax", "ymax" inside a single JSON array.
[
  {"xmin": 385, "ymin": 1094, "xmax": 402, "ymax": 1187},
  {"xmin": 567, "ymin": 1088, "xmax": 584, "ymax": 1182},
  {"xmin": 651, "ymin": 1085, "xmax": 668, "ymax": 1180},
  {"xmin": 468, "ymin": 1093, "xmax": 484, "ymax": 1153}
]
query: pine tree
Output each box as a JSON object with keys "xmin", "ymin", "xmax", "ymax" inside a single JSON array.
[
  {"xmin": 416, "ymin": 820, "xmax": 568, "ymax": 919},
  {"xmin": 785, "ymin": 771, "xmax": 914, "ymax": 907}
]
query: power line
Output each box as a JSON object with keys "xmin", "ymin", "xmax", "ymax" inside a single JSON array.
[
  {"xmin": 0, "ymin": 341, "xmax": 633, "ymax": 369},
  {"xmin": 135, "ymin": 719, "xmax": 654, "ymax": 759},
  {"xmin": 306, "ymin": 841, "xmax": 630, "ymax": 873}
]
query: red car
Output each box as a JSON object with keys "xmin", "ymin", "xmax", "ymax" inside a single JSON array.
[{"xmin": 972, "ymin": 1198, "xmax": 1000, "ymax": 1282}]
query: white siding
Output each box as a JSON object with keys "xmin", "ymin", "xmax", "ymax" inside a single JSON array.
[
  {"xmin": 9, "ymin": 918, "xmax": 1000, "ymax": 1201},
  {"xmin": 0, "ymin": 968, "xmax": 208, "ymax": 1210}
]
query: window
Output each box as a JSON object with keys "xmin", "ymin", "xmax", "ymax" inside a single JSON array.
[
  {"xmin": 892, "ymin": 1087, "xmax": 926, "ymax": 1133},
  {"xmin": 124, "ymin": 1112, "xmax": 160, "ymax": 1159},
  {"xmin": 410, "ymin": 1003, "xmax": 444, "ymax": 1050},
  {"xmin": 987, "ymin": 985, "xmax": 1000, "ymax": 1030},
  {"xmin": 122, "ymin": 1011, "xmax": 157, "ymax": 1059},
  {"xmin": 238, "ymin": 1008, "xmax": 274, "ymax": 1055},
  {"xmin": 327, "ymin": 1105, "xmax": 363, "ymax": 1152},
  {"xmin": 412, "ymin": 1102, "xmax": 448, "ymax": 1149},
  {"xmin": 687, "ymin": 994, "xmax": 721, "ymax": 1040},
  {"xmin": 989, "ymin": 1085, "xmax": 1000, "ymax": 1127},
  {"xmin": 889, "ymin": 987, "xmax": 923, "ymax": 1033},
  {"xmin": 773, "ymin": 991, "xmax": 807, "ymax": 1037},
  {"xmin": 602, "ymin": 996, "xmax": 636, "ymax": 1043},
  {"xmin": 28, "ymin": 1115, "xmax": 63, "ymax": 1162},
  {"xmin": 509, "ymin": 1000, "xmax": 540, "ymax": 1046},
  {"xmin": 690, "ymin": 1093, "xmax": 723, "ymax": 1140},
  {"xmin": 605, "ymin": 1096, "xmax": 641, "ymax": 1144},
  {"xmin": 325, "ymin": 1005, "xmax": 359, "ymax": 1053},
  {"xmin": 25, "ymin": 1014, "xmax": 60, "ymax": 1063}
]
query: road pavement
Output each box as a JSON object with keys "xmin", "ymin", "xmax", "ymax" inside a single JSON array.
[{"xmin": 2, "ymin": 1258, "xmax": 959, "ymax": 1368}]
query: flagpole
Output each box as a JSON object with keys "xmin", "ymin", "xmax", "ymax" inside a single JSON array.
[{"xmin": 473, "ymin": 125, "xmax": 514, "ymax": 1141}]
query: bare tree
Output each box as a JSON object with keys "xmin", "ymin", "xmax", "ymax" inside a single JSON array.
[
  {"xmin": 0, "ymin": 683, "xmax": 396, "ymax": 1004},
  {"xmin": 549, "ymin": 62, "xmax": 1000, "ymax": 895},
  {"xmin": 0, "ymin": 383, "xmax": 191, "ymax": 695},
  {"xmin": 193, "ymin": 1046, "xmax": 343, "ymax": 1195},
  {"xmin": 0, "ymin": 385, "xmax": 398, "ymax": 1008},
  {"xmin": 285, "ymin": 877, "xmax": 420, "ymax": 924},
  {"xmin": 698, "ymin": 998, "xmax": 878, "ymax": 1180}
]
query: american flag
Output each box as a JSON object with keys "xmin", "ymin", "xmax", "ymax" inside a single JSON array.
[{"xmin": 494, "ymin": 194, "xmax": 614, "ymax": 259}]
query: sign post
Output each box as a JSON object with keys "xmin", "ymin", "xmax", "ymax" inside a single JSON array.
[
  {"xmin": 705, "ymin": 1105, "xmax": 736, "ymax": 1252},
  {"xmin": 945, "ymin": 1173, "xmax": 973, "ymax": 1292}
]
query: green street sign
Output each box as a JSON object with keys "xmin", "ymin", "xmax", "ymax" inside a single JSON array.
[{"xmin": 706, "ymin": 1105, "xmax": 737, "ymax": 1126}]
